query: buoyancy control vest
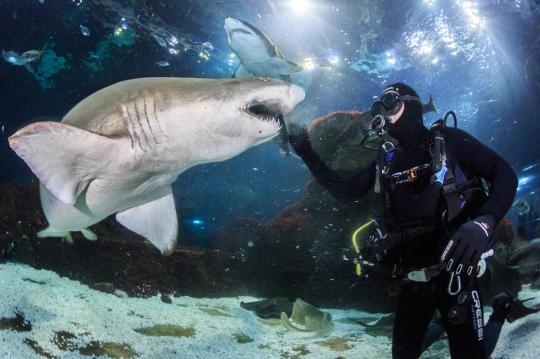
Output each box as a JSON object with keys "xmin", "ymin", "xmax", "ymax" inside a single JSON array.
[{"xmin": 374, "ymin": 118, "xmax": 488, "ymax": 235}]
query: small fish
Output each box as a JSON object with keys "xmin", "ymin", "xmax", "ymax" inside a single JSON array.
[
  {"xmin": 5, "ymin": 50, "xmax": 42, "ymax": 68},
  {"xmin": 12, "ymin": 10, "xmax": 17, "ymax": 20},
  {"xmin": 151, "ymin": 34, "xmax": 167, "ymax": 48},
  {"xmin": 21, "ymin": 50, "xmax": 42, "ymax": 61},
  {"xmin": 1, "ymin": 125, "xmax": 5, "ymax": 134},
  {"xmin": 168, "ymin": 48, "xmax": 180, "ymax": 55},
  {"xmin": 155, "ymin": 61, "xmax": 170, "ymax": 67},
  {"xmin": 167, "ymin": 35, "xmax": 179, "ymax": 46},
  {"xmin": 2, "ymin": 50, "xmax": 25, "ymax": 65},
  {"xmin": 80, "ymin": 25, "xmax": 90, "ymax": 37}
]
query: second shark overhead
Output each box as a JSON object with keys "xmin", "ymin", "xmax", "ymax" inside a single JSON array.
[
  {"xmin": 224, "ymin": 17, "xmax": 303, "ymax": 83},
  {"xmin": 224, "ymin": 17, "xmax": 312, "ymax": 155}
]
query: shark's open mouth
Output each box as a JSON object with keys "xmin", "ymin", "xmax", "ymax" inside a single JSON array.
[
  {"xmin": 245, "ymin": 101, "xmax": 287, "ymax": 135},
  {"xmin": 229, "ymin": 28, "xmax": 253, "ymax": 36},
  {"xmin": 245, "ymin": 101, "xmax": 285, "ymax": 128}
]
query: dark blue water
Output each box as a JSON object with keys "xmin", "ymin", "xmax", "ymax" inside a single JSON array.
[{"xmin": 1, "ymin": 0, "xmax": 539, "ymax": 242}]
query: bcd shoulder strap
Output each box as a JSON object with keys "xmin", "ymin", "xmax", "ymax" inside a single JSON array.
[{"xmin": 429, "ymin": 127, "xmax": 464, "ymax": 222}]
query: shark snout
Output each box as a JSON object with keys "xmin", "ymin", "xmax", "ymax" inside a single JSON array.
[
  {"xmin": 224, "ymin": 17, "xmax": 243, "ymax": 32},
  {"xmin": 285, "ymin": 84, "xmax": 305, "ymax": 114}
]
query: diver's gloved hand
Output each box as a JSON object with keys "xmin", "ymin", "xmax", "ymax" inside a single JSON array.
[
  {"xmin": 287, "ymin": 123, "xmax": 312, "ymax": 155},
  {"xmin": 440, "ymin": 215, "xmax": 495, "ymax": 276}
]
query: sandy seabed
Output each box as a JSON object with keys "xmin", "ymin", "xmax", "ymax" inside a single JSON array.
[{"xmin": 0, "ymin": 262, "xmax": 539, "ymax": 358}]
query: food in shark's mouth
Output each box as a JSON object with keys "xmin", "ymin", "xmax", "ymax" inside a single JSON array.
[
  {"xmin": 246, "ymin": 101, "xmax": 283, "ymax": 123},
  {"xmin": 245, "ymin": 101, "xmax": 289, "ymax": 149}
]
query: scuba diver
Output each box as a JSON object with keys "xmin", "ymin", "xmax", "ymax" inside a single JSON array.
[
  {"xmin": 421, "ymin": 290, "xmax": 540, "ymax": 356},
  {"xmin": 288, "ymin": 83, "xmax": 518, "ymax": 358}
]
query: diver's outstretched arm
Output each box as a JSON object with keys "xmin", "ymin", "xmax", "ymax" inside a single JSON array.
[{"xmin": 289, "ymin": 126, "xmax": 375, "ymax": 202}]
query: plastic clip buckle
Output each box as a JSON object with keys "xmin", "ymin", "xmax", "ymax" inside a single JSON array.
[
  {"xmin": 447, "ymin": 272, "xmax": 462, "ymax": 296},
  {"xmin": 407, "ymin": 270, "xmax": 429, "ymax": 282}
]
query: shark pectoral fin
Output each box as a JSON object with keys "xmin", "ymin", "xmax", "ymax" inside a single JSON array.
[
  {"xmin": 115, "ymin": 190, "xmax": 178, "ymax": 255},
  {"xmin": 270, "ymin": 58, "xmax": 303, "ymax": 75},
  {"xmin": 286, "ymin": 60, "xmax": 303, "ymax": 73},
  {"xmin": 233, "ymin": 64, "xmax": 253, "ymax": 78},
  {"xmin": 8, "ymin": 121, "xmax": 117, "ymax": 205}
]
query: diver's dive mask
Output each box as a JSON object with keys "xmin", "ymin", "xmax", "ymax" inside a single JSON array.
[{"xmin": 369, "ymin": 91, "xmax": 422, "ymax": 136}]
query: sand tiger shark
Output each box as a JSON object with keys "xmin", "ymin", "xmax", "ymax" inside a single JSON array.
[
  {"xmin": 9, "ymin": 77, "xmax": 305, "ymax": 254},
  {"xmin": 224, "ymin": 17, "xmax": 303, "ymax": 81},
  {"xmin": 224, "ymin": 17, "xmax": 312, "ymax": 154}
]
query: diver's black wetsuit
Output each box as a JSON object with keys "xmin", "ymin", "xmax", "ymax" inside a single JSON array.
[{"xmin": 290, "ymin": 86, "xmax": 517, "ymax": 358}]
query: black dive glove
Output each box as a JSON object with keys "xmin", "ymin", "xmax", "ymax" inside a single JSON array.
[
  {"xmin": 287, "ymin": 124, "xmax": 312, "ymax": 155},
  {"xmin": 440, "ymin": 215, "xmax": 495, "ymax": 276}
]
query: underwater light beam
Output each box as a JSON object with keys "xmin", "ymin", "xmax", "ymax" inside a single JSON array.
[{"xmin": 287, "ymin": 0, "xmax": 313, "ymax": 14}]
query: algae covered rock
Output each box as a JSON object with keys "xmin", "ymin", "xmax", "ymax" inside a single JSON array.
[
  {"xmin": 134, "ymin": 324, "xmax": 195, "ymax": 338},
  {"xmin": 78, "ymin": 341, "xmax": 138, "ymax": 358},
  {"xmin": 244, "ymin": 111, "xmax": 393, "ymax": 311},
  {"xmin": 232, "ymin": 333, "xmax": 254, "ymax": 344},
  {"xmin": 308, "ymin": 111, "xmax": 376, "ymax": 171}
]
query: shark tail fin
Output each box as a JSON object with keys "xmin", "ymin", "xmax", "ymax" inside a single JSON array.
[
  {"xmin": 422, "ymin": 95, "xmax": 438, "ymax": 115},
  {"xmin": 8, "ymin": 121, "xmax": 119, "ymax": 205}
]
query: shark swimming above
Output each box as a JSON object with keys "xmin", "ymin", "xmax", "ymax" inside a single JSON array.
[
  {"xmin": 224, "ymin": 17, "xmax": 311, "ymax": 91},
  {"xmin": 9, "ymin": 77, "xmax": 305, "ymax": 254},
  {"xmin": 224, "ymin": 17, "xmax": 311, "ymax": 155},
  {"xmin": 224, "ymin": 17, "xmax": 302, "ymax": 81}
]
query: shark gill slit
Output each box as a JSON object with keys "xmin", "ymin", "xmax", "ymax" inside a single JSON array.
[
  {"xmin": 123, "ymin": 103, "xmax": 144, "ymax": 152},
  {"xmin": 143, "ymin": 98, "xmax": 159, "ymax": 144},
  {"xmin": 150, "ymin": 94, "xmax": 165, "ymax": 137},
  {"xmin": 134, "ymin": 102, "xmax": 152, "ymax": 150},
  {"xmin": 121, "ymin": 104, "xmax": 135, "ymax": 150}
]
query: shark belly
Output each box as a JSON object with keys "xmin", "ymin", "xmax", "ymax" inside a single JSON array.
[{"xmin": 39, "ymin": 170, "xmax": 176, "ymax": 233}]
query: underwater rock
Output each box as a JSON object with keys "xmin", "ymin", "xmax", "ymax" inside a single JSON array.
[
  {"xmin": 160, "ymin": 293, "xmax": 172, "ymax": 303},
  {"xmin": 308, "ymin": 111, "xmax": 376, "ymax": 170},
  {"xmin": 0, "ymin": 182, "xmax": 250, "ymax": 299},
  {"xmin": 53, "ymin": 330, "xmax": 78, "ymax": 351},
  {"xmin": 210, "ymin": 214, "xmax": 262, "ymax": 251},
  {"xmin": 242, "ymin": 111, "xmax": 393, "ymax": 311},
  {"xmin": 0, "ymin": 312, "xmax": 32, "ymax": 332},
  {"xmin": 232, "ymin": 333, "xmax": 254, "ymax": 344},
  {"xmin": 90, "ymin": 282, "xmax": 129, "ymax": 298},
  {"xmin": 23, "ymin": 339, "xmax": 55, "ymax": 359},
  {"xmin": 314, "ymin": 337, "xmax": 354, "ymax": 352},
  {"xmin": 25, "ymin": 43, "xmax": 67, "ymax": 89}
]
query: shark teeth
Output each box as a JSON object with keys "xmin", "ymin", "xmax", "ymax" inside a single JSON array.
[{"xmin": 257, "ymin": 115, "xmax": 282, "ymax": 129}]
